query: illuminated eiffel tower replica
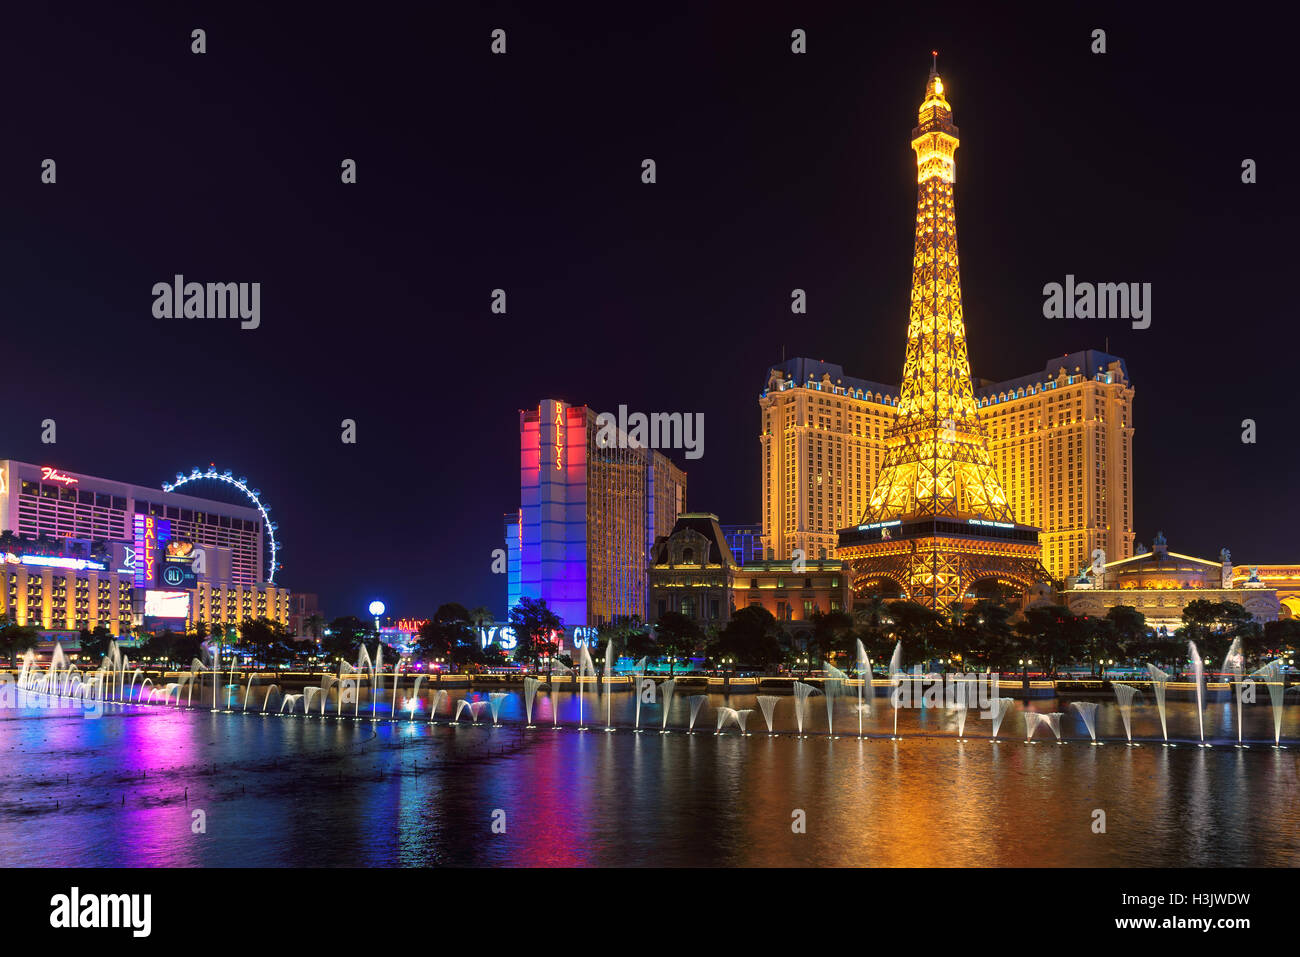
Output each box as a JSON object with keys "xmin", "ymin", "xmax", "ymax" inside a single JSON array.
[{"xmin": 837, "ymin": 56, "xmax": 1049, "ymax": 610}]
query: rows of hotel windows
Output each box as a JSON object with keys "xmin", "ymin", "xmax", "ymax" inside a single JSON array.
[
  {"xmin": 5, "ymin": 571, "xmax": 133, "ymax": 630},
  {"xmin": 760, "ymin": 373, "xmax": 1133, "ymax": 582},
  {"xmin": 17, "ymin": 480, "xmax": 260, "ymax": 532}
]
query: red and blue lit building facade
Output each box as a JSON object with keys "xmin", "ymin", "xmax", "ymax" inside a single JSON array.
[{"xmin": 507, "ymin": 400, "xmax": 686, "ymax": 631}]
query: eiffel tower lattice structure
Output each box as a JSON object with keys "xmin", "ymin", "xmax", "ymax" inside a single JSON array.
[{"xmin": 837, "ymin": 56, "xmax": 1050, "ymax": 610}]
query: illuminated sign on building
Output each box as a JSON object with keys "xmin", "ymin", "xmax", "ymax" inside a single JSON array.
[
  {"xmin": 133, "ymin": 515, "xmax": 172, "ymax": 589},
  {"xmin": 475, "ymin": 624, "xmax": 598, "ymax": 652},
  {"xmin": 9, "ymin": 554, "xmax": 106, "ymax": 571},
  {"xmin": 144, "ymin": 589, "xmax": 190, "ymax": 619},
  {"xmin": 132, "ymin": 516, "xmax": 145, "ymax": 587},
  {"xmin": 40, "ymin": 467, "xmax": 79, "ymax": 486},
  {"xmin": 159, "ymin": 559, "xmax": 197, "ymax": 588},
  {"xmin": 967, "ymin": 519, "xmax": 1015, "ymax": 529},
  {"xmin": 858, "ymin": 520, "xmax": 902, "ymax": 531},
  {"xmin": 554, "ymin": 403, "xmax": 563, "ymax": 471},
  {"xmin": 477, "ymin": 625, "xmax": 518, "ymax": 651}
]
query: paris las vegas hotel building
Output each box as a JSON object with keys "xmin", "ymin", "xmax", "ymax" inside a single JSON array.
[
  {"xmin": 759, "ymin": 349, "xmax": 1135, "ymax": 584},
  {"xmin": 759, "ymin": 354, "xmax": 1300, "ymax": 617},
  {"xmin": 0, "ymin": 459, "xmax": 290, "ymax": 638}
]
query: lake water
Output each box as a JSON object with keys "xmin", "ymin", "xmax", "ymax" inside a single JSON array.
[{"xmin": 2, "ymin": 688, "xmax": 1298, "ymax": 866}]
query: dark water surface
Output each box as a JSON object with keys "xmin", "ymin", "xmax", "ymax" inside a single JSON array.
[{"xmin": 2, "ymin": 689, "xmax": 1298, "ymax": 866}]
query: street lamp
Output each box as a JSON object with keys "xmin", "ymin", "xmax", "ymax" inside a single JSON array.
[{"xmin": 368, "ymin": 600, "xmax": 385, "ymax": 637}]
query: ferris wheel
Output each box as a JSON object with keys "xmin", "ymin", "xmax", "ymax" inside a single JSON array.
[{"xmin": 162, "ymin": 465, "xmax": 281, "ymax": 584}]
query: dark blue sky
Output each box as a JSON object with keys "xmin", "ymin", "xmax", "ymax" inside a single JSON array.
[{"xmin": 4, "ymin": 2, "xmax": 1295, "ymax": 620}]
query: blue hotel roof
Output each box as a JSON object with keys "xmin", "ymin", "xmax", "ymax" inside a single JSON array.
[{"xmin": 764, "ymin": 350, "xmax": 1128, "ymax": 399}]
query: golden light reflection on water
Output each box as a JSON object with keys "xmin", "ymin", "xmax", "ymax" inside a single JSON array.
[{"xmin": 1, "ymin": 692, "xmax": 1297, "ymax": 866}]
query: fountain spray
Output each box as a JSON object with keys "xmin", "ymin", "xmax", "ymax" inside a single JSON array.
[
  {"xmin": 687, "ymin": 694, "xmax": 707, "ymax": 732},
  {"xmin": 602, "ymin": 639, "xmax": 616, "ymax": 732},
  {"xmin": 1112, "ymin": 682, "xmax": 1141, "ymax": 746},
  {"xmin": 824, "ymin": 661, "xmax": 847, "ymax": 738},
  {"xmin": 632, "ymin": 656, "xmax": 647, "ymax": 732},
  {"xmin": 1188, "ymin": 641, "xmax": 1209, "ymax": 747},
  {"xmin": 1070, "ymin": 700, "xmax": 1101, "ymax": 745},
  {"xmin": 577, "ymin": 645, "xmax": 595, "ymax": 731},
  {"xmin": 1146, "ymin": 663, "xmax": 1173, "ymax": 746},
  {"xmin": 855, "ymin": 640, "xmax": 871, "ymax": 737},
  {"xmin": 791, "ymin": 681, "xmax": 816, "ymax": 737},
  {"xmin": 1223, "ymin": 638, "xmax": 1245, "ymax": 748},
  {"xmin": 660, "ymin": 678, "xmax": 677, "ymax": 733},
  {"xmin": 888, "ymin": 641, "xmax": 903, "ymax": 740},
  {"xmin": 524, "ymin": 676, "xmax": 541, "ymax": 727}
]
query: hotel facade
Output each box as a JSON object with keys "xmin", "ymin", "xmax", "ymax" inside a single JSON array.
[
  {"xmin": 506, "ymin": 399, "xmax": 687, "ymax": 628},
  {"xmin": 0, "ymin": 459, "xmax": 289, "ymax": 634},
  {"xmin": 759, "ymin": 349, "xmax": 1134, "ymax": 585},
  {"xmin": 648, "ymin": 513, "xmax": 852, "ymax": 631}
]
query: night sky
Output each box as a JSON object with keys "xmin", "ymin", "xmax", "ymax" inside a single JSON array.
[{"xmin": 4, "ymin": 3, "xmax": 1295, "ymax": 620}]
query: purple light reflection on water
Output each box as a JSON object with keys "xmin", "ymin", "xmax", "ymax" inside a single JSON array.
[{"xmin": 0, "ymin": 692, "xmax": 1297, "ymax": 866}]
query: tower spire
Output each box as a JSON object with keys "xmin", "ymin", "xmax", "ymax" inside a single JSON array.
[
  {"xmin": 861, "ymin": 65, "xmax": 1009, "ymax": 526},
  {"xmin": 931, "ymin": 49, "xmax": 938, "ymax": 75},
  {"xmin": 836, "ymin": 64, "xmax": 1046, "ymax": 609}
]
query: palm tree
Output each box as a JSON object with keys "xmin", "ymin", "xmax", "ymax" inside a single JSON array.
[
  {"xmin": 303, "ymin": 613, "xmax": 326, "ymax": 640},
  {"xmin": 468, "ymin": 607, "xmax": 495, "ymax": 636}
]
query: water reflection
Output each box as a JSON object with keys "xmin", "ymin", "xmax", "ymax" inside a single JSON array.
[{"xmin": 1, "ymin": 690, "xmax": 1297, "ymax": 866}]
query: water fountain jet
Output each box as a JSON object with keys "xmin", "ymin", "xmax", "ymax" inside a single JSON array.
[
  {"xmin": 659, "ymin": 678, "xmax": 677, "ymax": 733},
  {"xmin": 1146, "ymin": 663, "xmax": 1173, "ymax": 746},
  {"xmin": 1071, "ymin": 700, "xmax": 1101, "ymax": 744},
  {"xmin": 1112, "ymin": 682, "xmax": 1141, "ymax": 745},
  {"xmin": 1250, "ymin": 659, "xmax": 1287, "ymax": 748},
  {"xmin": 1223, "ymin": 638, "xmax": 1245, "ymax": 748},
  {"xmin": 1043, "ymin": 712, "xmax": 1064, "ymax": 743},
  {"xmin": 1188, "ymin": 641, "xmax": 1209, "ymax": 747},
  {"xmin": 888, "ymin": 641, "xmax": 904, "ymax": 739},
  {"xmin": 523, "ymin": 677, "xmax": 541, "ymax": 727},
  {"xmin": 687, "ymin": 694, "xmax": 708, "ymax": 733},
  {"xmin": 791, "ymin": 681, "xmax": 817, "ymax": 737},
  {"xmin": 988, "ymin": 697, "xmax": 1014, "ymax": 740},
  {"xmin": 823, "ymin": 661, "xmax": 846, "ymax": 738}
]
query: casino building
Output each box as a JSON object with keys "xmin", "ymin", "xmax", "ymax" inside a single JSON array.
[
  {"xmin": 647, "ymin": 513, "xmax": 852, "ymax": 630},
  {"xmin": 0, "ymin": 459, "xmax": 289, "ymax": 636},
  {"xmin": 760, "ymin": 350, "xmax": 1134, "ymax": 586},
  {"xmin": 505, "ymin": 399, "xmax": 687, "ymax": 628},
  {"xmin": 762, "ymin": 60, "xmax": 1135, "ymax": 593},
  {"xmin": 1063, "ymin": 534, "xmax": 1281, "ymax": 630}
]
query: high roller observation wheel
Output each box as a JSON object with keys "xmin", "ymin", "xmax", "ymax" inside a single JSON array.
[{"xmin": 161, "ymin": 465, "xmax": 280, "ymax": 584}]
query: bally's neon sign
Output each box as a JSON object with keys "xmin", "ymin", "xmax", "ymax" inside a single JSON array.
[{"xmin": 554, "ymin": 403, "xmax": 563, "ymax": 471}]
